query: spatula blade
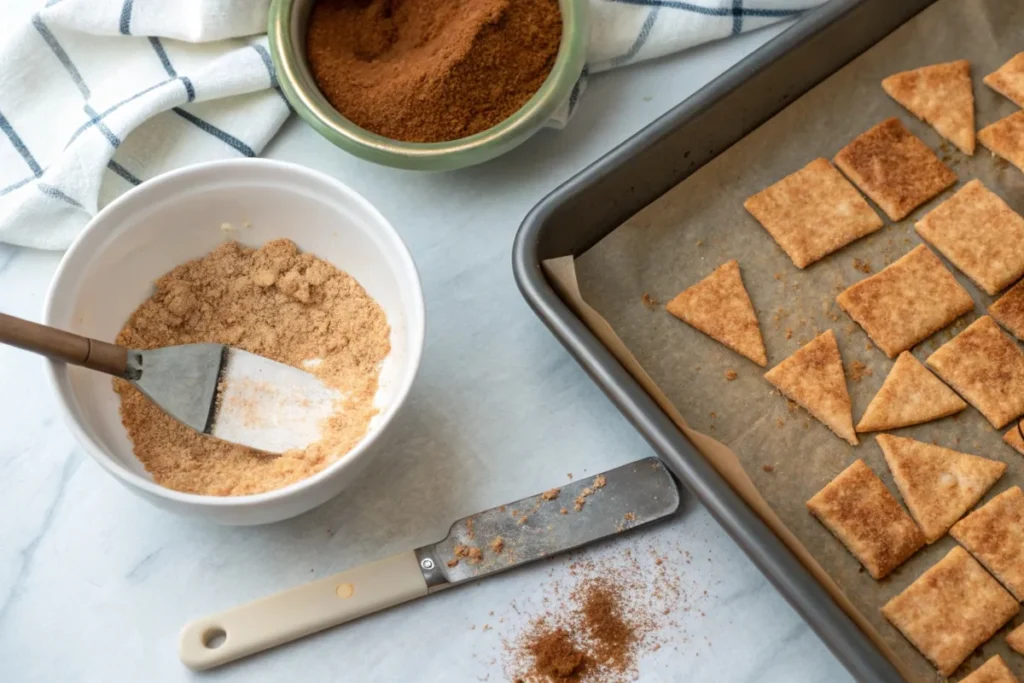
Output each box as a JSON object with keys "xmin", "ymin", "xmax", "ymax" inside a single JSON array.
[
  {"xmin": 210, "ymin": 348, "xmax": 341, "ymax": 454},
  {"xmin": 416, "ymin": 458, "xmax": 680, "ymax": 589},
  {"xmin": 132, "ymin": 345, "xmax": 340, "ymax": 454}
]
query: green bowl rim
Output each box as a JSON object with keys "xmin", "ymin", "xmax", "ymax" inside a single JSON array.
[{"xmin": 268, "ymin": 0, "xmax": 590, "ymax": 170}]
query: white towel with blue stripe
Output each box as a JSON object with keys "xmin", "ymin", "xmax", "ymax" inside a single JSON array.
[{"xmin": 0, "ymin": 0, "xmax": 823, "ymax": 250}]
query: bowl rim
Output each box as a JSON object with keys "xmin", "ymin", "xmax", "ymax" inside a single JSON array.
[
  {"xmin": 268, "ymin": 0, "xmax": 590, "ymax": 170},
  {"xmin": 43, "ymin": 158, "xmax": 426, "ymax": 509}
]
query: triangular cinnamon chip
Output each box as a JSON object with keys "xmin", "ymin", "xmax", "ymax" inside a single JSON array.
[
  {"xmin": 877, "ymin": 434, "xmax": 1006, "ymax": 543},
  {"xmin": 882, "ymin": 60, "xmax": 975, "ymax": 155},
  {"xmin": 979, "ymin": 110, "xmax": 1024, "ymax": 173},
  {"xmin": 984, "ymin": 52, "xmax": 1024, "ymax": 108},
  {"xmin": 857, "ymin": 352, "xmax": 966, "ymax": 432},
  {"xmin": 765, "ymin": 330, "xmax": 857, "ymax": 445},
  {"xmin": 666, "ymin": 260, "xmax": 767, "ymax": 366}
]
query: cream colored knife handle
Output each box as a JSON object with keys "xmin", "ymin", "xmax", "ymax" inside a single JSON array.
[{"xmin": 178, "ymin": 550, "xmax": 428, "ymax": 671}]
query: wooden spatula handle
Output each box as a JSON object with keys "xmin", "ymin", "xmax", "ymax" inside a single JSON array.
[{"xmin": 0, "ymin": 312, "xmax": 128, "ymax": 376}]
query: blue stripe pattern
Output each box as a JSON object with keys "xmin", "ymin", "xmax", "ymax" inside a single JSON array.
[
  {"xmin": 107, "ymin": 160, "xmax": 141, "ymax": 185},
  {"xmin": 84, "ymin": 105, "xmax": 120, "ymax": 147},
  {"xmin": 149, "ymin": 38, "xmax": 176, "ymax": 76},
  {"xmin": 251, "ymin": 45, "xmax": 278, "ymax": 88},
  {"xmin": 38, "ymin": 183, "xmax": 83, "ymax": 209},
  {"xmin": 172, "ymin": 108, "xmax": 255, "ymax": 157},
  {"xmin": 32, "ymin": 14, "xmax": 90, "ymax": 98},
  {"xmin": 732, "ymin": 0, "xmax": 743, "ymax": 34},
  {"xmin": 181, "ymin": 77, "xmax": 196, "ymax": 103},
  {"xmin": 607, "ymin": 0, "xmax": 807, "ymax": 17},
  {"xmin": 0, "ymin": 110, "xmax": 43, "ymax": 176},
  {"xmin": 0, "ymin": 176, "xmax": 35, "ymax": 197},
  {"xmin": 119, "ymin": 0, "xmax": 134, "ymax": 35},
  {"xmin": 567, "ymin": 66, "xmax": 588, "ymax": 118},
  {"xmin": 611, "ymin": 7, "xmax": 660, "ymax": 68}
]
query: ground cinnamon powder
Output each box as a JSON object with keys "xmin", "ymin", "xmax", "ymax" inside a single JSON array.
[
  {"xmin": 114, "ymin": 239, "xmax": 389, "ymax": 496},
  {"xmin": 306, "ymin": 0, "xmax": 562, "ymax": 142}
]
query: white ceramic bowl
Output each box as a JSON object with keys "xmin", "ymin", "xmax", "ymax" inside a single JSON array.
[{"xmin": 44, "ymin": 159, "xmax": 425, "ymax": 525}]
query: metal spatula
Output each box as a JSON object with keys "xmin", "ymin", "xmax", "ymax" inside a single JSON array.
[{"xmin": 0, "ymin": 312, "xmax": 341, "ymax": 454}]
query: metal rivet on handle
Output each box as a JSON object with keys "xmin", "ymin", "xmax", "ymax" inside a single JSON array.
[{"xmin": 420, "ymin": 557, "xmax": 435, "ymax": 571}]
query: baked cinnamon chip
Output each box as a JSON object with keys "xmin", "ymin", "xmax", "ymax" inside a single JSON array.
[
  {"xmin": 985, "ymin": 52, "xmax": 1024, "ymax": 107},
  {"xmin": 881, "ymin": 546, "xmax": 1019, "ymax": 677},
  {"xmin": 834, "ymin": 117, "xmax": 957, "ymax": 221},
  {"xmin": 882, "ymin": 60, "xmax": 975, "ymax": 155},
  {"xmin": 877, "ymin": 434, "xmax": 1005, "ymax": 543},
  {"xmin": 915, "ymin": 180, "xmax": 1024, "ymax": 295},
  {"xmin": 1004, "ymin": 420, "xmax": 1024, "ymax": 457},
  {"xmin": 990, "ymin": 279, "xmax": 1024, "ymax": 342},
  {"xmin": 961, "ymin": 655, "xmax": 1019, "ymax": 683},
  {"xmin": 927, "ymin": 316, "xmax": 1024, "ymax": 429},
  {"xmin": 979, "ymin": 110, "xmax": 1024, "ymax": 174},
  {"xmin": 837, "ymin": 245, "xmax": 973, "ymax": 358},
  {"xmin": 951, "ymin": 486, "xmax": 1024, "ymax": 601},
  {"xmin": 807, "ymin": 459, "xmax": 924, "ymax": 579},
  {"xmin": 856, "ymin": 351, "xmax": 966, "ymax": 432},
  {"xmin": 1008, "ymin": 623, "xmax": 1024, "ymax": 655},
  {"xmin": 743, "ymin": 158, "xmax": 883, "ymax": 268},
  {"xmin": 665, "ymin": 260, "xmax": 767, "ymax": 366},
  {"xmin": 764, "ymin": 330, "xmax": 857, "ymax": 445}
]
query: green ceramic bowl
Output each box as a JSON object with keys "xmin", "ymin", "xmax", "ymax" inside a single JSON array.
[{"xmin": 268, "ymin": 0, "xmax": 590, "ymax": 171}]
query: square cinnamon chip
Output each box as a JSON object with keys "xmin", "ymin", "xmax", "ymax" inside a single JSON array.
[
  {"xmin": 834, "ymin": 117, "xmax": 957, "ymax": 221},
  {"xmin": 881, "ymin": 546, "xmax": 1019, "ymax": 677},
  {"xmin": 744, "ymin": 158, "xmax": 883, "ymax": 268},
  {"xmin": 807, "ymin": 459, "xmax": 924, "ymax": 579},
  {"xmin": 927, "ymin": 316, "xmax": 1024, "ymax": 429},
  {"xmin": 990, "ymin": 279, "xmax": 1024, "ymax": 342},
  {"xmin": 837, "ymin": 245, "xmax": 973, "ymax": 358},
  {"xmin": 916, "ymin": 180, "xmax": 1024, "ymax": 295},
  {"xmin": 950, "ymin": 486, "xmax": 1024, "ymax": 601},
  {"xmin": 979, "ymin": 110, "xmax": 1024, "ymax": 174}
]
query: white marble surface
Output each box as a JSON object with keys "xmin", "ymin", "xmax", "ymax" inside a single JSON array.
[{"xmin": 0, "ymin": 23, "xmax": 853, "ymax": 683}]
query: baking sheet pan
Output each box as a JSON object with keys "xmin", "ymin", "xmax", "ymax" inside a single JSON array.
[
  {"xmin": 569, "ymin": 0, "xmax": 1023, "ymax": 680},
  {"xmin": 515, "ymin": 0, "xmax": 1024, "ymax": 680}
]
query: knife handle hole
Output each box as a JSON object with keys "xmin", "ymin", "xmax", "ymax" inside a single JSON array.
[{"xmin": 202, "ymin": 627, "xmax": 227, "ymax": 649}]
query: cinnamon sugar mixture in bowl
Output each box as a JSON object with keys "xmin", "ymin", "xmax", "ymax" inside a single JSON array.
[{"xmin": 114, "ymin": 239, "xmax": 390, "ymax": 496}]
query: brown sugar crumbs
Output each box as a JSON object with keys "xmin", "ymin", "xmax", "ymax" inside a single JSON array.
[
  {"xmin": 455, "ymin": 544, "xmax": 484, "ymax": 564},
  {"xmin": 847, "ymin": 361, "xmax": 873, "ymax": 382},
  {"xmin": 490, "ymin": 537, "xmax": 506, "ymax": 554},
  {"xmin": 114, "ymin": 240, "xmax": 390, "ymax": 496},
  {"xmin": 542, "ymin": 488, "xmax": 561, "ymax": 501},
  {"xmin": 724, "ymin": 369, "xmax": 738, "ymax": 381}
]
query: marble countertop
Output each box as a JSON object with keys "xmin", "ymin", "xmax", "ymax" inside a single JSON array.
[{"xmin": 0, "ymin": 22, "xmax": 852, "ymax": 683}]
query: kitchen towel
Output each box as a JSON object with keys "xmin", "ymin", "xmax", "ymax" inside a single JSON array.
[{"xmin": 0, "ymin": 0, "xmax": 823, "ymax": 250}]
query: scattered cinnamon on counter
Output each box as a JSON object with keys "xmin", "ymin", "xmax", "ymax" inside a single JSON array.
[{"xmin": 306, "ymin": 0, "xmax": 562, "ymax": 142}]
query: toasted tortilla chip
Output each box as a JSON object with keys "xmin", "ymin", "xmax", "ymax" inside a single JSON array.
[
  {"xmin": 807, "ymin": 459, "xmax": 925, "ymax": 579},
  {"xmin": 990, "ymin": 278, "xmax": 1024, "ymax": 342},
  {"xmin": 951, "ymin": 486, "xmax": 1024, "ymax": 601},
  {"xmin": 882, "ymin": 60, "xmax": 975, "ymax": 155},
  {"xmin": 1004, "ymin": 420, "xmax": 1024, "ymax": 457},
  {"xmin": 877, "ymin": 434, "xmax": 1006, "ymax": 543},
  {"xmin": 1009, "ymin": 623, "xmax": 1024, "ymax": 655},
  {"xmin": 837, "ymin": 245, "xmax": 973, "ymax": 358},
  {"xmin": 916, "ymin": 180, "xmax": 1024, "ymax": 295},
  {"xmin": 764, "ymin": 330, "xmax": 857, "ymax": 445},
  {"xmin": 881, "ymin": 546, "xmax": 1019, "ymax": 677},
  {"xmin": 979, "ymin": 110, "xmax": 1024, "ymax": 174},
  {"xmin": 743, "ymin": 158, "xmax": 883, "ymax": 268},
  {"xmin": 961, "ymin": 655, "xmax": 1019, "ymax": 683},
  {"xmin": 984, "ymin": 52, "xmax": 1024, "ymax": 107},
  {"xmin": 834, "ymin": 117, "xmax": 957, "ymax": 220},
  {"xmin": 665, "ymin": 260, "xmax": 767, "ymax": 366},
  {"xmin": 927, "ymin": 316, "xmax": 1024, "ymax": 429},
  {"xmin": 857, "ymin": 352, "xmax": 966, "ymax": 432}
]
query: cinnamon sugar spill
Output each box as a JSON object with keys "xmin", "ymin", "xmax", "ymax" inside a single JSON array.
[{"xmin": 114, "ymin": 239, "xmax": 390, "ymax": 496}]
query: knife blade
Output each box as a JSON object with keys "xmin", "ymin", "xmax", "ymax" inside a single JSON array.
[
  {"xmin": 416, "ymin": 457, "xmax": 680, "ymax": 590},
  {"xmin": 179, "ymin": 457, "xmax": 680, "ymax": 671}
]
